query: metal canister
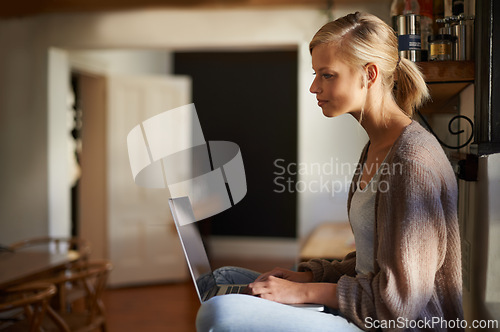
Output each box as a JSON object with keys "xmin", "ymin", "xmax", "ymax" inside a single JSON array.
[
  {"xmin": 397, "ymin": 14, "xmax": 422, "ymax": 61},
  {"xmin": 452, "ymin": 15, "xmax": 474, "ymax": 60}
]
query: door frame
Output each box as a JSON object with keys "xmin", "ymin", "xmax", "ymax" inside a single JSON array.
[{"xmin": 47, "ymin": 49, "xmax": 109, "ymax": 241}]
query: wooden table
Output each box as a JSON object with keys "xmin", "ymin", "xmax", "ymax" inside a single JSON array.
[
  {"xmin": 300, "ymin": 222, "xmax": 356, "ymax": 262},
  {"xmin": 0, "ymin": 250, "xmax": 79, "ymax": 289}
]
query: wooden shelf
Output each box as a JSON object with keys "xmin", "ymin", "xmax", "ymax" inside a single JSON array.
[
  {"xmin": 417, "ymin": 61, "xmax": 474, "ymax": 83},
  {"xmin": 420, "ymin": 82, "xmax": 469, "ymax": 114},
  {"xmin": 415, "ymin": 61, "xmax": 474, "ymax": 114}
]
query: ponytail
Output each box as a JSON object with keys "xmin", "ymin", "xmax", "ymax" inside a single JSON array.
[{"xmin": 394, "ymin": 57, "xmax": 430, "ymax": 117}]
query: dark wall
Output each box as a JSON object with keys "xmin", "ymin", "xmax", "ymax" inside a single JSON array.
[{"xmin": 174, "ymin": 50, "xmax": 298, "ymax": 238}]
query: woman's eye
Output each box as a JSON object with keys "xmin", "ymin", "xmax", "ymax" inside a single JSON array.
[{"xmin": 312, "ymin": 72, "xmax": 334, "ymax": 79}]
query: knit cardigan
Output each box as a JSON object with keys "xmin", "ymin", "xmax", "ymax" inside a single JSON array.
[{"xmin": 298, "ymin": 121, "xmax": 464, "ymax": 331}]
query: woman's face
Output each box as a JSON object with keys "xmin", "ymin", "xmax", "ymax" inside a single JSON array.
[{"xmin": 310, "ymin": 43, "xmax": 366, "ymax": 118}]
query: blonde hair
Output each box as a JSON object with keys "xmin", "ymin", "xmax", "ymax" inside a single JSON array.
[{"xmin": 310, "ymin": 12, "xmax": 429, "ymax": 117}]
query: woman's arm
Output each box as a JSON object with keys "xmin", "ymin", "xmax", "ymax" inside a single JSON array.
[
  {"xmin": 254, "ymin": 267, "xmax": 313, "ymax": 283},
  {"xmin": 297, "ymin": 251, "xmax": 357, "ymax": 282}
]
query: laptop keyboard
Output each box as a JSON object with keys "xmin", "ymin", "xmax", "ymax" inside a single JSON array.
[{"xmin": 224, "ymin": 285, "xmax": 247, "ymax": 294}]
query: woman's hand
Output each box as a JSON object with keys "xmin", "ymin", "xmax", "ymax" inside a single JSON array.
[
  {"xmin": 247, "ymin": 277, "xmax": 339, "ymax": 308},
  {"xmin": 254, "ymin": 267, "xmax": 313, "ymax": 283},
  {"xmin": 247, "ymin": 276, "xmax": 308, "ymax": 304}
]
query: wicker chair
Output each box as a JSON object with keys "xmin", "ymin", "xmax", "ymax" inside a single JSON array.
[
  {"xmin": 0, "ymin": 282, "xmax": 56, "ymax": 332},
  {"xmin": 43, "ymin": 260, "xmax": 113, "ymax": 332}
]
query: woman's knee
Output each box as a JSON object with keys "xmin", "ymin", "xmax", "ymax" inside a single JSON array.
[{"xmin": 196, "ymin": 295, "xmax": 252, "ymax": 332}]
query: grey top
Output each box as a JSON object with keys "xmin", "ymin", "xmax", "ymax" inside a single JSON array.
[{"xmin": 349, "ymin": 164, "xmax": 381, "ymax": 275}]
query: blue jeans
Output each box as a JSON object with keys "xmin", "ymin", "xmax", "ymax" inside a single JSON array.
[{"xmin": 196, "ymin": 267, "xmax": 363, "ymax": 332}]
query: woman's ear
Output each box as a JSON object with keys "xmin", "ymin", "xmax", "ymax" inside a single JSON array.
[{"xmin": 365, "ymin": 63, "xmax": 378, "ymax": 88}]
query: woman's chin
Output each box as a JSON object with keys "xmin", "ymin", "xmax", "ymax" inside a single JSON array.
[{"xmin": 321, "ymin": 107, "xmax": 337, "ymax": 118}]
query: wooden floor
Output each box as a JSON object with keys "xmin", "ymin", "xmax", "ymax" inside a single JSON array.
[
  {"xmin": 102, "ymin": 257, "xmax": 296, "ymax": 332},
  {"xmin": 103, "ymin": 281, "xmax": 199, "ymax": 332}
]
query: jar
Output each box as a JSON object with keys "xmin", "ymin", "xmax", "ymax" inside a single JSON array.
[{"xmin": 428, "ymin": 34, "xmax": 453, "ymax": 61}]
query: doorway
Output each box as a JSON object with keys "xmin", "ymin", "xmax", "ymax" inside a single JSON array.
[{"xmin": 72, "ymin": 71, "xmax": 108, "ymax": 260}]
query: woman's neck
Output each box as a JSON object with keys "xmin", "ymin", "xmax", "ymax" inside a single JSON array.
[{"xmin": 354, "ymin": 95, "xmax": 411, "ymax": 150}]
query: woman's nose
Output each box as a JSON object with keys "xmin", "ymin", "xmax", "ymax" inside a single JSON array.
[{"xmin": 309, "ymin": 77, "xmax": 320, "ymax": 94}]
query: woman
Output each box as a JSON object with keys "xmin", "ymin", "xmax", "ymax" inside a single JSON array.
[{"xmin": 197, "ymin": 12, "xmax": 463, "ymax": 331}]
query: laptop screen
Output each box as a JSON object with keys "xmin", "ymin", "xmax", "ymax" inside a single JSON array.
[{"xmin": 169, "ymin": 196, "xmax": 217, "ymax": 302}]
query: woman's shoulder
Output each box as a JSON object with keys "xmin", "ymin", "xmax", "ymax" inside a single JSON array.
[
  {"xmin": 388, "ymin": 121, "xmax": 455, "ymax": 179},
  {"xmin": 391, "ymin": 121, "xmax": 447, "ymax": 162}
]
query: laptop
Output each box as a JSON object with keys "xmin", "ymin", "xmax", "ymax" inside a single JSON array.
[{"xmin": 168, "ymin": 196, "xmax": 324, "ymax": 311}]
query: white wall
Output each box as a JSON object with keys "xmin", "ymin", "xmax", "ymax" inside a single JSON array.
[
  {"xmin": 0, "ymin": 4, "xmax": 391, "ymax": 245},
  {"xmin": 47, "ymin": 48, "xmax": 71, "ymax": 238},
  {"xmin": 0, "ymin": 18, "xmax": 50, "ymax": 243}
]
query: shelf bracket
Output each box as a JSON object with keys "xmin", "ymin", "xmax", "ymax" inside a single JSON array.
[{"xmin": 416, "ymin": 109, "xmax": 474, "ymax": 150}]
